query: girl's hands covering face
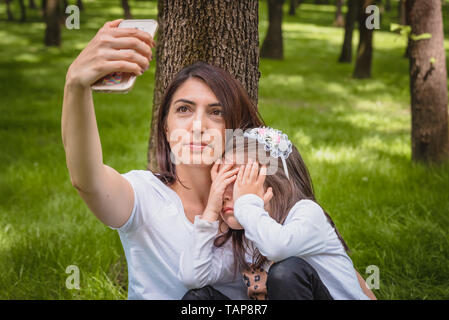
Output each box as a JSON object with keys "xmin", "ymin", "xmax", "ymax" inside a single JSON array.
[
  {"xmin": 233, "ymin": 159, "xmax": 273, "ymax": 205},
  {"xmin": 204, "ymin": 160, "xmax": 239, "ymax": 219}
]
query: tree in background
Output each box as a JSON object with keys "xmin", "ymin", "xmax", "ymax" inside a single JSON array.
[
  {"xmin": 338, "ymin": 0, "xmax": 359, "ymax": 63},
  {"xmin": 121, "ymin": 0, "xmax": 132, "ymax": 19},
  {"xmin": 334, "ymin": 0, "xmax": 345, "ymax": 27},
  {"xmin": 44, "ymin": 0, "xmax": 61, "ymax": 46},
  {"xmin": 398, "ymin": 0, "xmax": 411, "ymax": 58},
  {"xmin": 77, "ymin": 0, "xmax": 83, "ymax": 11},
  {"xmin": 399, "ymin": 0, "xmax": 406, "ymax": 25},
  {"xmin": 148, "ymin": 0, "xmax": 260, "ymax": 170},
  {"xmin": 260, "ymin": 0, "xmax": 285, "ymax": 60},
  {"xmin": 19, "ymin": 0, "xmax": 26, "ymax": 22},
  {"xmin": 29, "ymin": 0, "xmax": 37, "ymax": 10},
  {"xmin": 406, "ymin": 0, "xmax": 449, "ymax": 163},
  {"xmin": 5, "ymin": 0, "xmax": 14, "ymax": 21},
  {"xmin": 288, "ymin": 0, "xmax": 303, "ymax": 16},
  {"xmin": 353, "ymin": 0, "xmax": 376, "ymax": 78}
]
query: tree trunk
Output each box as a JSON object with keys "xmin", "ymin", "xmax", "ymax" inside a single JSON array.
[
  {"xmin": 399, "ymin": 0, "xmax": 406, "ymax": 25},
  {"xmin": 148, "ymin": 0, "xmax": 260, "ymax": 171},
  {"xmin": 77, "ymin": 0, "xmax": 84, "ymax": 11},
  {"xmin": 44, "ymin": 0, "xmax": 61, "ymax": 46},
  {"xmin": 353, "ymin": 0, "xmax": 375, "ymax": 79},
  {"xmin": 6, "ymin": 0, "xmax": 14, "ymax": 21},
  {"xmin": 288, "ymin": 0, "xmax": 303, "ymax": 15},
  {"xmin": 399, "ymin": 0, "xmax": 411, "ymax": 58},
  {"xmin": 338, "ymin": 0, "xmax": 359, "ymax": 63},
  {"xmin": 19, "ymin": 0, "xmax": 27, "ymax": 22},
  {"xmin": 288, "ymin": 0, "xmax": 296, "ymax": 16},
  {"xmin": 334, "ymin": 0, "xmax": 345, "ymax": 27},
  {"xmin": 260, "ymin": 0, "xmax": 285, "ymax": 60},
  {"xmin": 121, "ymin": 0, "xmax": 132, "ymax": 19},
  {"xmin": 29, "ymin": 0, "xmax": 37, "ymax": 9},
  {"xmin": 385, "ymin": 0, "xmax": 391, "ymax": 12},
  {"xmin": 407, "ymin": 0, "xmax": 449, "ymax": 163}
]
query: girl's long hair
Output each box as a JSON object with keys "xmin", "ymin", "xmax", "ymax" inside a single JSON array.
[{"xmin": 214, "ymin": 135, "xmax": 350, "ymax": 273}]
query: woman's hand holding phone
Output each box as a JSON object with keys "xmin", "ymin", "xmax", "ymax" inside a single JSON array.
[{"xmin": 65, "ymin": 19, "xmax": 155, "ymax": 90}]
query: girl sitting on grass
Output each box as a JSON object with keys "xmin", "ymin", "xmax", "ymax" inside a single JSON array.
[{"xmin": 179, "ymin": 127, "xmax": 376, "ymax": 300}]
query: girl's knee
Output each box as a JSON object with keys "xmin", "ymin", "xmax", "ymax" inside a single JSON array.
[
  {"xmin": 181, "ymin": 286, "xmax": 212, "ymax": 300},
  {"xmin": 267, "ymin": 257, "xmax": 313, "ymax": 285}
]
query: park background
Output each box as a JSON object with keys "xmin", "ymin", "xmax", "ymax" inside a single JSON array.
[{"xmin": 0, "ymin": 0, "xmax": 448, "ymax": 299}]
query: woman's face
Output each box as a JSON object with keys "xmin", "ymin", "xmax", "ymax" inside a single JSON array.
[{"xmin": 165, "ymin": 78, "xmax": 226, "ymax": 167}]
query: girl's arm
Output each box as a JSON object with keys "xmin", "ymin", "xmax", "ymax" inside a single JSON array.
[
  {"xmin": 178, "ymin": 216, "xmax": 237, "ymax": 289},
  {"xmin": 178, "ymin": 163, "xmax": 239, "ymax": 288},
  {"xmin": 356, "ymin": 271, "xmax": 377, "ymax": 300},
  {"xmin": 232, "ymin": 162, "xmax": 327, "ymax": 262},
  {"xmin": 233, "ymin": 194, "xmax": 328, "ymax": 262}
]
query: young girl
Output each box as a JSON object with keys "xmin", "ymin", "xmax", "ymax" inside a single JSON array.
[{"xmin": 178, "ymin": 127, "xmax": 375, "ymax": 300}]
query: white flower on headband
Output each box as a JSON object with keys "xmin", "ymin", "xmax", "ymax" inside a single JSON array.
[
  {"xmin": 243, "ymin": 127, "xmax": 293, "ymax": 179},
  {"xmin": 243, "ymin": 127, "xmax": 293, "ymax": 160}
]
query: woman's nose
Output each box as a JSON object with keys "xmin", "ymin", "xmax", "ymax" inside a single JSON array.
[{"xmin": 191, "ymin": 112, "xmax": 207, "ymax": 136}]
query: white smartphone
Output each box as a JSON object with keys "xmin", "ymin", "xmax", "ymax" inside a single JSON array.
[{"xmin": 91, "ymin": 19, "xmax": 158, "ymax": 93}]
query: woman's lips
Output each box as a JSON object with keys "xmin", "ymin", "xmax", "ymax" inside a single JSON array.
[
  {"xmin": 223, "ymin": 207, "xmax": 234, "ymax": 214},
  {"xmin": 186, "ymin": 142, "xmax": 210, "ymax": 150}
]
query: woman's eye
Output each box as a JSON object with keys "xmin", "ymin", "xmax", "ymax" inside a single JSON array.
[
  {"xmin": 177, "ymin": 105, "xmax": 190, "ymax": 113},
  {"xmin": 211, "ymin": 109, "xmax": 224, "ymax": 116}
]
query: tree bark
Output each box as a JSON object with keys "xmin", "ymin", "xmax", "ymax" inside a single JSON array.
[
  {"xmin": 407, "ymin": 0, "xmax": 449, "ymax": 163},
  {"xmin": 353, "ymin": 0, "xmax": 376, "ymax": 79},
  {"xmin": 260, "ymin": 0, "xmax": 285, "ymax": 60},
  {"xmin": 121, "ymin": 0, "xmax": 132, "ymax": 19},
  {"xmin": 148, "ymin": 0, "xmax": 260, "ymax": 171},
  {"xmin": 338, "ymin": 0, "xmax": 359, "ymax": 63},
  {"xmin": 44, "ymin": 0, "xmax": 61, "ymax": 46},
  {"xmin": 334, "ymin": 0, "xmax": 345, "ymax": 27}
]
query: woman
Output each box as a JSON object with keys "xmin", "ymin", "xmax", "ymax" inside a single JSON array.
[{"xmin": 62, "ymin": 19, "xmax": 263, "ymax": 299}]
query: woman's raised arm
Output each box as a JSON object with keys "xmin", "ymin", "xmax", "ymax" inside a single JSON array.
[{"xmin": 61, "ymin": 19, "xmax": 154, "ymax": 228}]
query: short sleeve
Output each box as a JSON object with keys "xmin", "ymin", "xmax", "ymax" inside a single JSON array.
[{"xmin": 108, "ymin": 170, "xmax": 162, "ymax": 234}]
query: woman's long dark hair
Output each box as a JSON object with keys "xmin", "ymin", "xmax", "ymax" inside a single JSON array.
[
  {"xmin": 214, "ymin": 136, "xmax": 350, "ymax": 274},
  {"xmin": 155, "ymin": 62, "xmax": 264, "ymax": 185}
]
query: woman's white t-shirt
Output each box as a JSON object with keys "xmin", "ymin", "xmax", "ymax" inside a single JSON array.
[{"xmin": 110, "ymin": 170, "xmax": 248, "ymax": 300}]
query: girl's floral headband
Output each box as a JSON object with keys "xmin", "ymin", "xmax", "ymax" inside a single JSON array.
[{"xmin": 243, "ymin": 126, "xmax": 293, "ymax": 179}]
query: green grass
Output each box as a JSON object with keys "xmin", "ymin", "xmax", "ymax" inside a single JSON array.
[{"xmin": 1, "ymin": 0, "xmax": 449, "ymax": 299}]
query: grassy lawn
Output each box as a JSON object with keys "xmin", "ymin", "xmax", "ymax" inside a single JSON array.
[{"xmin": 1, "ymin": 0, "xmax": 448, "ymax": 299}]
